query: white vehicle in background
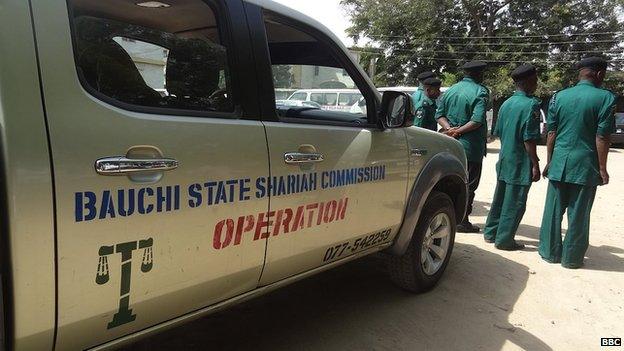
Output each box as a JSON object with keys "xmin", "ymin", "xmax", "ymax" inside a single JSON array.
[
  {"xmin": 287, "ymin": 89, "xmax": 363, "ymax": 112},
  {"xmin": 275, "ymin": 88, "xmax": 298, "ymax": 100},
  {"xmin": 275, "ymin": 99, "xmax": 322, "ymax": 109}
]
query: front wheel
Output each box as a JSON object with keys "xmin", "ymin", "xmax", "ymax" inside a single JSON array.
[{"xmin": 387, "ymin": 191, "xmax": 456, "ymax": 293}]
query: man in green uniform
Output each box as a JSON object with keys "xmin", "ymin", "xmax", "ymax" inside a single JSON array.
[
  {"xmin": 411, "ymin": 71, "xmax": 435, "ymax": 108},
  {"xmin": 436, "ymin": 61, "xmax": 489, "ymax": 232},
  {"xmin": 484, "ymin": 64, "xmax": 542, "ymax": 250},
  {"xmin": 413, "ymin": 77, "xmax": 442, "ymax": 131},
  {"xmin": 540, "ymin": 57, "xmax": 616, "ymax": 269}
]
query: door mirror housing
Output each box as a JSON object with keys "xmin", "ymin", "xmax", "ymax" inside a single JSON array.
[{"xmin": 379, "ymin": 91, "xmax": 413, "ymax": 128}]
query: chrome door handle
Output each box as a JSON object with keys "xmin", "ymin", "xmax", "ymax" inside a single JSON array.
[
  {"xmin": 411, "ymin": 148, "xmax": 428, "ymax": 157},
  {"xmin": 95, "ymin": 157, "xmax": 179, "ymax": 175},
  {"xmin": 284, "ymin": 152, "xmax": 324, "ymax": 164}
]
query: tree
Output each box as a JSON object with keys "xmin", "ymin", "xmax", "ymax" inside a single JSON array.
[{"xmin": 341, "ymin": 0, "xmax": 624, "ymax": 95}]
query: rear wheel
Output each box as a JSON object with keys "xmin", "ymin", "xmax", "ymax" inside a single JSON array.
[{"xmin": 387, "ymin": 191, "xmax": 456, "ymax": 293}]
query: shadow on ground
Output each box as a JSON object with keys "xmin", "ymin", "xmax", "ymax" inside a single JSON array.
[
  {"xmin": 471, "ymin": 200, "xmax": 492, "ymax": 217},
  {"xmin": 470, "ymin": 198, "xmax": 624, "ymax": 273},
  {"xmin": 513, "ymin": 224, "xmax": 624, "ymax": 273},
  {"xmin": 119, "ymin": 243, "xmax": 551, "ymax": 351}
]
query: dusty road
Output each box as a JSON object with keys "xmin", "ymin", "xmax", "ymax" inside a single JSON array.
[{"xmin": 121, "ymin": 141, "xmax": 624, "ymax": 351}]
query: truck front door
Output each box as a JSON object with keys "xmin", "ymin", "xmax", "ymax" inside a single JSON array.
[
  {"xmin": 246, "ymin": 7, "xmax": 410, "ymax": 284},
  {"xmin": 31, "ymin": 0, "xmax": 268, "ymax": 349}
]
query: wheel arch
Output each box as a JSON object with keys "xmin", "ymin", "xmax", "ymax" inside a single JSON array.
[{"xmin": 387, "ymin": 152, "xmax": 468, "ymax": 256}]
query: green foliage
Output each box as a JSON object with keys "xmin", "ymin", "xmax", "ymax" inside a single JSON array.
[
  {"xmin": 342, "ymin": 0, "xmax": 624, "ymax": 99},
  {"xmin": 604, "ymin": 71, "xmax": 624, "ymax": 95},
  {"xmin": 440, "ymin": 71, "xmax": 460, "ymax": 87}
]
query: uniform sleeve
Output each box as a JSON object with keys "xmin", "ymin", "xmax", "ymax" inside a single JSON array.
[
  {"xmin": 410, "ymin": 90, "xmax": 421, "ymax": 108},
  {"xmin": 493, "ymin": 113, "xmax": 501, "ymax": 137},
  {"xmin": 470, "ymin": 87, "xmax": 488, "ymax": 124},
  {"xmin": 523, "ymin": 100, "xmax": 542, "ymax": 141},
  {"xmin": 546, "ymin": 94, "xmax": 558, "ymax": 132},
  {"xmin": 597, "ymin": 93, "xmax": 616, "ymax": 136},
  {"xmin": 434, "ymin": 92, "xmax": 447, "ymax": 119}
]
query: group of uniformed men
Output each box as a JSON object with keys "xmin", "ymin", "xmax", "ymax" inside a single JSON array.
[{"xmin": 411, "ymin": 57, "xmax": 616, "ymax": 269}]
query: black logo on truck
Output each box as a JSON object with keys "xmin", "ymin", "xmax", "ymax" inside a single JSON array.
[{"xmin": 96, "ymin": 238, "xmax": 154, "ymax": 329}]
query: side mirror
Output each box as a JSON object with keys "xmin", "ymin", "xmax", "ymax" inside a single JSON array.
[{"xmin": 379, "ymin": 91, "xmax": 413, "ymax": 128}]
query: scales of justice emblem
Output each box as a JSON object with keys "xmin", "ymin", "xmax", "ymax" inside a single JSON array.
[{"xmin": 95, "ymin": 237, "xmax": 154, "ymax": 329}]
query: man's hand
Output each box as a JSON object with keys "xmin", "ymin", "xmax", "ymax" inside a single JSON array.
[
  {"xmin": 445, "ymin": 127, "xmax": 460, "ymax": 138},
  {"xmin": 542, "ymin": 163, "xmax": 550, "ymax": 179},
  {"xmin": 596, "ymin": 135, "xmax": 610, "ymax": 186},
  {"xmin": 600, "ymin": 168, "xmax": 609, "ymax": 185},
  {"xmin": 442, "ymin": 127, "xmax": 458, "ymax": 137},
  {"xmin": 532, "ymin": 164, "xmax": 541, "ymax": 182},
  {"xmin": 524, "ymin": 140, "xmax": 541, "ymax": 181}
]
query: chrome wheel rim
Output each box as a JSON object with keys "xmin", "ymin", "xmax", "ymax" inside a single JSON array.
[{"xmin": 421, "ymin": 213, "xmax": 451, "ymax": 276}]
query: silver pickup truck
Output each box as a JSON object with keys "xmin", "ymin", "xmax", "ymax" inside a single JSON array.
[{"xmin": 0, "ymin": 0, "xmax": 467, "ymax": 349}]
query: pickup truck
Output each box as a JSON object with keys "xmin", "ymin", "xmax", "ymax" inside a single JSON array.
[{"xmin": 0, "ymin": 0, "xmax": 467, "ymax": 349}]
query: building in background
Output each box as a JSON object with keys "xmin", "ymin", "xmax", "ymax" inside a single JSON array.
[{"xmin": 113, "ymin": 37, "xmax": 169, "ymax": 94}]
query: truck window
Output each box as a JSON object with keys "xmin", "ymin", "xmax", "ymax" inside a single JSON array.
[
  {"xmin": 67, "ymin": 0, "xmax": 234, "ymax": 114},
  {"xmin": 264, "ymin": 15, "xmax": 369, "ymax": 125}
]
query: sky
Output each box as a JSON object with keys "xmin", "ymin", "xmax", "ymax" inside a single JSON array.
[{"xmin": 272, "ymin": 0, "xmax": 353, "ymax": 46}]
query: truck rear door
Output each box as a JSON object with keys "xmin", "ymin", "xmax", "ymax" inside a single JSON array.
[{"xmin": 30, "ymin": 0, "xmax": 268, "ymax": 349}]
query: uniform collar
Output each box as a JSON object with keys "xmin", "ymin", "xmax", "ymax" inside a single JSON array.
[
  {"xmin": 462, "ymin": 77, "xmax": 477, "ymax": 84},
  {"xmin": 577, "ymin": 80, "xmax": 596, "ymax": 87},
  {"xmin": 513, "ymin": 90, "xmax": 528, "ymax": 97}
]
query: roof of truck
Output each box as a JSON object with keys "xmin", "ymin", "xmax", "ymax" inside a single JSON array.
[{"xmin": 244, "ymin": 0, "xmax": 344, "ymax": 47}]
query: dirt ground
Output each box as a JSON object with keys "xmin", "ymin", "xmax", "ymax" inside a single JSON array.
[{"xmin": 122, "ymin": 141, "xmax": 624, "ymax": 351}]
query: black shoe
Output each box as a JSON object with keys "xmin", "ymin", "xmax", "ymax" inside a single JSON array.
[
  {"xmin": 457, "ymin": 222, "xmax": 480, "ymax": 233},
  {"xmin": 496, "ymin": 243, "xmax": 525, "ymax": 251},
  {"xmin": 484, "ymin": 237, "xmax": 495, "ymax": 243}
]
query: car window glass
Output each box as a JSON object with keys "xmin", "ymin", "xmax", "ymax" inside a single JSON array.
[
  {"xmin": 111, "ymin": 37, "xmax": 170, "ymax": 95},
  {"xmin": 265, "ymin": 16, "xmax": 368, "ymax": 125},
  {"xmin": 338, "ymin": 93, "xmax": 362, "ymax": 106},
  {"xmin": 310, "ymin": 93, "xmax": 323, "ymax": 104},
  {"xmin": 290, "ymin": 92, "xmax": 307, "ymax": 101},
  {"xmin": 325, "ymin": 93, "xmax": 338, "ymax": 106},
  {"xmin": 68, "ymin": 0, "xmax": 234, "ymax": 114}
]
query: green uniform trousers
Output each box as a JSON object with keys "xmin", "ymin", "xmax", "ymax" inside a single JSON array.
[
  {"xmin": 484, "ymin": 181, "xmax": 530, "ymax": 248},
  {"xmin": 539, "ymin": 180, "xmax": 597, "ymax": 266}
]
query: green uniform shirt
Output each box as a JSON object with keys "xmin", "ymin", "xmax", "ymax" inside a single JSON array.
[
  {"xmin": 435, "ymin": 77, "xmax": 489, "ymax": 163},
  {"xmin": 494, "ymin": 91, "xmax": 541, "ymax": 186},
  {"xmin": 411, "ymin": 87, "xmax": 424, "ymax": 107},
  {"xmin": 413, "ymin": 96, "xmax": 438, "ymax": 131},
  {"xmin": 546, "ymin": 80, "xmax": 616, "ymax": 186}
]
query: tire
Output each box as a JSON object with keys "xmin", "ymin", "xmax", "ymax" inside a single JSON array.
[{"xmin": 387, "ymin": 191, "xmax": 456, "ymax": 293}]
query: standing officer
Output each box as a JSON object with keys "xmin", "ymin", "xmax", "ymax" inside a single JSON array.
[
  {"xmin": 413, "ymin": 77, "xmax": 442, "ymax": 131},
  {"xmin": 411, "ymin": 71, "xmax": 436, "ymax": 108},
  {"xmin": 484, "ymin": 64, "xmax": 541, "ymax": 250},
  {"xmin": 539, "ymin": 57, "xmax": 616, "ymax": 269},
  {"xmin": 436, "ymin": 61, "xmax": 489, "ymax": 232}
]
